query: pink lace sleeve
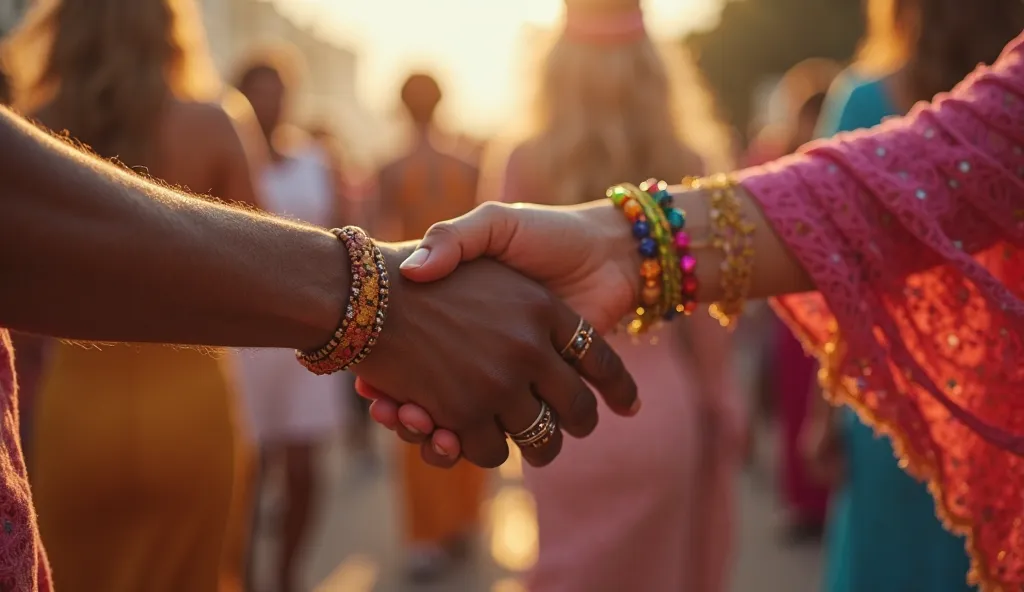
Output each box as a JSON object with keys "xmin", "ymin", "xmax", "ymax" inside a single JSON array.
[{"xmin": 739, "ymin": 33, "xmax": 1024, "ymax": 590}]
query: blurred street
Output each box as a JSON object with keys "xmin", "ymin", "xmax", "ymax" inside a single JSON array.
[{"xmin": 250, "ymin": 423, "xmax": 823, "ymax": 592}]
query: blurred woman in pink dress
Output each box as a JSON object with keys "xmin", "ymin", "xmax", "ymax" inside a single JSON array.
[{"xmin": 481, "ymin": 1, "xmax": 743, "ymax": 590}]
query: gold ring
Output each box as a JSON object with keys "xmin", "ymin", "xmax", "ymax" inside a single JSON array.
[
  {"xmin": 507, "ymin": 401, "xmax": 558, "ymax": 449},
  {"xmin": 560, "ymin": 318, "xmax": 595, "ymax": 363}
]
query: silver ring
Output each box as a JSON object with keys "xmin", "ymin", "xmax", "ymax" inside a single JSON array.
[
  {"xmin": 507, "ymin": 401, "xmax": 558, "ymax": 449},
  {"xmin": 560, "ymin": 318, "xmax": 595, "ymax": 363}
]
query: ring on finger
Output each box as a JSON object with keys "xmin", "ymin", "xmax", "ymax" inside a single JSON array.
[
  {"xmin": 560, "ymin": 318, "xmax": 595, "ymax": 364},
  {"xmin": 507, "ymin": 401, "xmax": 558, "ymax": 449}
]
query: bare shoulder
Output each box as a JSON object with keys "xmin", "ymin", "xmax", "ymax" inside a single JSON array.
[{"xmin": 162, "ymin": 99, "xmax": 239, "ymax": 145}]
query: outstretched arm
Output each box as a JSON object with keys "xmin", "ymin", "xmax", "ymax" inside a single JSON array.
[
  {"xmin": 0, "ymin": 106, "xmax": 343, "ymax": 350},
  {"xmin": 0, "ymin": 106, "xmax": 639, "ymax": 470}
]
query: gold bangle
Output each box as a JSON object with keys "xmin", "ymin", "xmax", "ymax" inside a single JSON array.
[{"xmin": 686, "ymin": 174, "xmax": 755, "ymax": 329}]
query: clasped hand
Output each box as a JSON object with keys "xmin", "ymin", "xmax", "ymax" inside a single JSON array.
[{"xmin": 353, "ymin": 201, "xmax": 642, "ymax": 469}]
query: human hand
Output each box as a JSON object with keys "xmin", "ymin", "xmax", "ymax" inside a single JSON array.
[
  {"xmin": 400, "ymin": 201, "xmax": 642, "ymax": 333},
  {"xmin": 352, "ymin": 244, "xmax": 639, "ymax": 469},
  {"xmin": 359, "ymin": 201, "xmax": 645, "ymax": 464}
]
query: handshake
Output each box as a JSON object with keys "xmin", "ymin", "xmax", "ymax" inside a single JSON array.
[{"xmin": 348, "ymin": 199, "xmax": 648, "ymax": 471}]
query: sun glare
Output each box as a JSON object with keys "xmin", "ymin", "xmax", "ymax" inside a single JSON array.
[{"xmin": 273, "ymin": 0, "xmax": 720, "ymax": 136}]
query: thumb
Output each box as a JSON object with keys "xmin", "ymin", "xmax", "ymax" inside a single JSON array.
[{"xmin": 398, "ymin": 202, "xmax": 516, "ymax": 283}]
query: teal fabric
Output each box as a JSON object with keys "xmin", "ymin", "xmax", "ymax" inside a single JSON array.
[{"xmin": 816, "ymin": 73, "xmax": 975, "ymax": 592}]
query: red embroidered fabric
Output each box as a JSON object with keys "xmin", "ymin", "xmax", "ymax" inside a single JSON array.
[
  {"xmin": 0, "ymin": 330, "xmax": 51, "ymax": 591},
  {"xmin": 739, "ymin": 33, "xmax": 1024, "ymax": 591}
]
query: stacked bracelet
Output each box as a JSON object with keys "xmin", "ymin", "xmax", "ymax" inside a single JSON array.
[
  {"xmin": 296, "ymin": 226, "xmax": 390, "ymax": 375},
  {"xmin": 641, "ymin": 179, "xmax": 699, "ymax": 316},
  {"xmin": 607, "ymin": 180, "xmax": 698, "ymax": 334}
]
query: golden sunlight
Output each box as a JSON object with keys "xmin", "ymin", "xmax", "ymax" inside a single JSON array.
[{"xmin": 273, "ymin": 0, "xmax": 721, "ymax": 135}]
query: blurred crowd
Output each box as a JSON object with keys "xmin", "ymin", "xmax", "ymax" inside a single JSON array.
[{"xmin": 0, "ymin": 0, "xmax": 1020, "ymax": 591}]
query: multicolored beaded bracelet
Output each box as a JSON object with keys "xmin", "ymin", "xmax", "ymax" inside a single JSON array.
[
  {"xmin": 641, "ymin": 179, "xmax": 699, "ymax": 316},
  {"xmin": 608, "ymin": 180, "xmax": 697, "ymax": 334},
  {"xmin": 631, "ymin": 183, "xmax": 680, "ymax": 324},
  {"xmin": 608, "ymin": 184, "xmax": 665, "ymax": 333},
  {"xmin": 296, "ymin": 226, "xmax": 390, "ymax": 375}
]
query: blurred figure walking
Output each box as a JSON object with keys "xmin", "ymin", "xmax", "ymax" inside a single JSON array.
[
  {"xmin": 376, "ymin": 72, "xmax": 486, "ymax": 582},
  {"xmin": 234, "ymin": 50, "xmax": 347, "ymax": 592}
]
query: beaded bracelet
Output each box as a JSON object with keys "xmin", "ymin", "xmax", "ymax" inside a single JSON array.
[
  {"xmin": 608, "ymin": 184, "xmax": 664, "ymax": 333},
  {"xmin": 641, "ymin": 179, "xmax": 699, "ymax": 316},
  {"xmin": 296, "ymin": 226, "xmax": 390, "ymax": 375},
  {"xmin": 608, "ymin": 181, "xmax": 697, "ymax": 334},
  {"xmin": 630, "ymin": 182, "xmax": 679, "ymax": 328},
  {"xmin": 685, "ymin": 174, "xmax": 755, "ymax": 329}
]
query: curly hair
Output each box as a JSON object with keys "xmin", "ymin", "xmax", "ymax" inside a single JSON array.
[
  {"xmin": 3, "ymin": 0, "xmax": 220, "ymax": 164},
  {"xmin": 858, "ymin": 0, "xmax": 1024, "ymax": 101}
]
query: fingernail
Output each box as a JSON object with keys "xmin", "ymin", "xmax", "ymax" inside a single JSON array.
[
  {"xmin": 629, "ymin": 399, "xmax": 643, "ymax": 416},
  {"xmin": 402, "ymin": 423, "xmax": 422, "ymax": 436},
  {"xmin": 432, "ymin": 440, "xmax": 450, "ymax": 457},
  {"xmin": 400, "ymin": 248, "xmax": 430, "ymax": 270}
]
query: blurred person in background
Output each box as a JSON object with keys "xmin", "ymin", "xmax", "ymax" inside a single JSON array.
[
  {"xmin": 744, "ymin": 59, "xmax": 840, "ymax": 545},
  {"xmin": 479, "ymin": 0, "xmax": 742, "ymax": 589},
  {"xmin": 376, "ymin": 72, "xmax": 485, "ymax": 582},
  {"xmin": 802, "ymin": 0, "xmax": 1024, "ymax": 590},
  {"xmin": 772, "ymin": 90, "xmax": 830, "ymax": 546},
  {"xmin": 2, "ymin": 0, "xmax": 259, "ymax": 590},
  {"xmin": 235, "ymin": 53, "xmax": 347, "ymax": 592}
]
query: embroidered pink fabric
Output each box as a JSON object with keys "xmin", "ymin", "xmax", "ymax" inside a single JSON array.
[
  {"xmin": 739, "ymin": 33, "xmax": 1024, "ymax": 591},
  {"xmin": 0, "ymin": 330, "xmax": 51, "ymax": 591}
]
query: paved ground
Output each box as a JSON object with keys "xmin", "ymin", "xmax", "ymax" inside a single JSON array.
[{"xmin": 249, "ymin": 422, "xmax": 824, "ymax": 592}]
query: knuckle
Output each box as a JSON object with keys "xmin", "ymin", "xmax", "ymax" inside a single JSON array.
[
  {"xmin": 425, "ymin": 219, "xmax": 459, "ymax": 241},
  {"xmin": 475, "ymin": 200, "xmax": 507, "ymax": 221}
]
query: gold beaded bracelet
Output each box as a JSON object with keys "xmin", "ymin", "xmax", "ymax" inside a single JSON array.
[{"xmin": 685, "ymin": 174, "xmax": 755, "ymax": 330}]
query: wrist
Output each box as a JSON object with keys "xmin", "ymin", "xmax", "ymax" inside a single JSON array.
[
  {"xmin": 584, "ymin": 200, "xmax": 643, "ymax": 309},
  {"xmin": 668, "ymin": 185, "xmax": 723, "ymax": 303},
  {"xmin": 287, "ymin": 230, "xmax": 352, "ymax": 352}
]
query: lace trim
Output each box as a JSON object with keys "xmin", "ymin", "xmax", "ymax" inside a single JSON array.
[{"xmin": 770, "ymin": 301, "xmax": 1000, "ymax": 592}]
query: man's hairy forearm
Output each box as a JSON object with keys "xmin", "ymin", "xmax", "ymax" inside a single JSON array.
[{"xmin": 0, "ymin": 107, "xmax": 345, "ymax": 350}]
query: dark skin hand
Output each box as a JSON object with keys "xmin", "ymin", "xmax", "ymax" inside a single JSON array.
[
  {"xmin": 366, "ymin": 248, "xmax": 640, "ymax": 468},
  {"xmin": 0, "ymin": 107, "xmax": 638, "ymax": 469}
]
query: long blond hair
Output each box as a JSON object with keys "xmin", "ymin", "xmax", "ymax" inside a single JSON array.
[
  {"xmin": 524, "ymin": 28, "xmax": 732, "ymax": 206},
  {"xmin": 3, "ymin": 0, "xmax": 220, "ymax": 164}
]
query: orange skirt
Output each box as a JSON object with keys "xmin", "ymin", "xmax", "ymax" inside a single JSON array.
[{"xmin": 399, "ymin": 443, "xmax": 487, "ymax": 544}]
